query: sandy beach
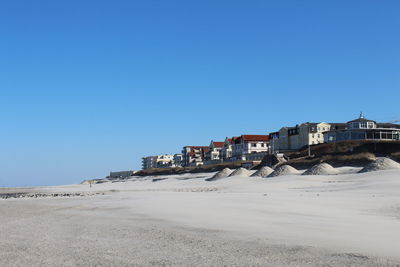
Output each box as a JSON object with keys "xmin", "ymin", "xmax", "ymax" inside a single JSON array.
[{"xmin": 1, "ymin": 168, "xmax": 400, "ymax": 266}]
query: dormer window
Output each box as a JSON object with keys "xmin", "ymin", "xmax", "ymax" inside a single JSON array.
[{"xmin": 367, "ymin": 122, "xmax": 375, "ymax": 129}]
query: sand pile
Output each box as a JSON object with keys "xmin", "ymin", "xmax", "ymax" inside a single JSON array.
[
  {"xmin": 229, "ymin": 168, "xmax": 250, "ymax": 177},
  {"xmin": 251, "ymin": 166, "xmax": 274, "ymax": 178},
  {"xmin": 206, "ymin": 168, "xmax": 233, "ymax": 181},
  {"xmin": 302, "ymin": 163, "xmax": 339, "ymax": 175},
  {"xmin": 359, "ymin": 157, "xmax": 400, "ymax": 173},
  {"xmin": 268, "ymin": 165, "xmax": 301, "ymax": 177}
]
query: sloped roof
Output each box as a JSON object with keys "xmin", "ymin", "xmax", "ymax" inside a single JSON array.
[
  {"xmin": 202, "ymin": 147, "xmax": 210, "ymax": 153},
  {"xmin": 348, "ymin": 117, "xmax": 376, "ymax": 123},
  {"xmin": 329, "ymin": 123, "xmax": 347, "ymax": 126},
  {"xmin": 377, "ymin": 123, "xmax": 400, "ymax": 129},
  {"xmin": 234, "ymin": 135, "xmax": 270, "ymax": 143},
  {"xmin": 302, "ymin": 122, "xmax": 319, "ymax": 126},
  {"xmin": 184, "ymin": 146, "xmax": 209, "ymax": 149},
  {"xmin": 348, "ymin": 113, "xmax": 376, "ymax": 123},
  {"xmin": 225, "ymin": 136, "xmax": 238, "ymax": 144},
  {"xmin": 211, "ymin": 141, "xmax": 224, "ymax": 148}
]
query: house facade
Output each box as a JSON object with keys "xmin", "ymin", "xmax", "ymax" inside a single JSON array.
[
  {"xmin": 204, "ymin": 141, "xmax": 224, "ymax": 164},
  {"xmin": 142, "ymin": 154, "xmax": 174, "ymax": 169},
  {"xmin": 220, "ymin": 137, "xmax": 238, "ymax": 161},
  {"xmin": 231, "ymin": 135, "xmax": 270, "ymax": 161},
  {"xmin": 142, "ymin": 156, "xmax": 157, "ymax": 169},
  {"xmin": 324, "ymin": 114, "xmax": 400, "ymax": 142},
  {"xmin": 273, "ymin": 122, "xmax": 338, "ymax": 152},
  {"xmin": 173, "ymin": 154, "xmax": 183, "ymax": 167},
  {"xmin": 181, "ymin": 146, "xmax": 209, "ymax": 167}
]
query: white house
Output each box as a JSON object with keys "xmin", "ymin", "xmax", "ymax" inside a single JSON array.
[
  {"xmin": 203, "ymin": 141, "xmax": 225, "ymax": 165},
  {"xmin": 220, "ymin": 137, "xmax": 237, "ymax": 161},
  {"xmin": 273, "ymin": 122, "xmax": 343, "ymax": 152},
  {"xmin": 142, "ymin": 154, "xmax": 174, "ymax": 169},
  {"xmin": 231, "ymin": 135, "xmax": 270, "ymax": 161},
  {"xmin": 181, "ymin": 146, "xmax": 209, "ymax": 167}
]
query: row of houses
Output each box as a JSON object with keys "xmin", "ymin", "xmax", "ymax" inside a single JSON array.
[
  {"xmin": 183, "ymin": 134, "xmax": 271, "ymax": 167},
  {"xmin": 142, "ymin": 114, "xmax": 400, "ymax": 169},
  {"xmin": 141, "ymin": 134, "xmax": 270, "ymax": 169},
  {"xmin": 271, "ymin": 114, "xmax": 400, "ymax": 152}
]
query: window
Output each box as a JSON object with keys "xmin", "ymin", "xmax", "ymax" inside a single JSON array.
[
  {"xmin": 252, "ymin": 143, "xmax": 257, "ymax": 147},
  {"xmin": 350, "ymin": 122, "xmax": 358, "ymax": 129}
]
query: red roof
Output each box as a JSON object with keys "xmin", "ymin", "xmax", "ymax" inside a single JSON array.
[
  {"xmin": 212, "ymin": 141, "xmax": 224, "ymax": 148},
  {"xmin": 228, "ymin": 136, "xmax": 239, "ymax": 144},
  {"xmin": 235, "ymin": 135, "xmax": 270, "ymax": 143}
]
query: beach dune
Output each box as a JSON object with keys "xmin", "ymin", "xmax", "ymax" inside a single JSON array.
[{"xmin": 1, "ymin": 168, "xmax": 400, "ymax": 266}]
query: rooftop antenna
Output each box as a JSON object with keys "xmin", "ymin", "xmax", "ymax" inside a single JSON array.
[{"xmin": 359, "ymin": 111, "xmax": 364, "ymax": 119}]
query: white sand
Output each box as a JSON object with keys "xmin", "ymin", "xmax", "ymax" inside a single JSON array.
[
  {"xmin": 359, "ymin": 157, "xmax": 400, "ymax": 173},
  {"xmin": 206, "ymin": 168, "xmax": 232, "ymax": 181},
  {"xmin": 268, "ymin": 165, "xmax": 301, "ymax": 177},
  {"xmin": 251, "ymin": 166, "xmax": 274, "ymax": 178},
  {"xmin": 229, "ymin": 167, "xmax": 250, "ymax": 177},
  {"xmin": 302, "ymin": 163, "xmax": 339, "ymax": 175},
  {"xmin": 2, "ymin": 168, "xmax": 400, "ymax": 265}
]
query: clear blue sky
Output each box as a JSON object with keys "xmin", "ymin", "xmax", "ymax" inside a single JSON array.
[{"xmin": 1, "ymin": 0, "xmax": 399, "ymax": 187}]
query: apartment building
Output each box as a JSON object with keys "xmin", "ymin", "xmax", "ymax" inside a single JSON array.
[
  {"xmin": 142, "ymin": 154, "xmax": 174, "ymax": 169},
  {"xmin": 273, "ymin": 122, "xmax": 341, "ymax": 151},
  {"xmin": 181, "ymin": 146, "xmax": 209, "ymax": 167},
  {"xmin": 231, "ymin": 135, "xmax": 270, "ymax": 161}
]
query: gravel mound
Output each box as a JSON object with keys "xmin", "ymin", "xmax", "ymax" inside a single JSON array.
[
  {"xmin": 268, "ymin": 165, "xmax": 301, "ymax": 177},
  {"xmin": 302, "ymin": 163, "xmax": 339, "ymax": 175},
  {"xmin": 229, "ymin": 168, "xmax": 251, "ymax": 177},
  {"xmin": 206, "ymin": 168, "xmax": 233, "ymax": 181},
  {"xmin": 359, "ymin": 157, "xmax": 400, "ymax": 173},
  {"xmin": 251, "ymin": 166, "xmax": 274, "ymax": 178}
]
